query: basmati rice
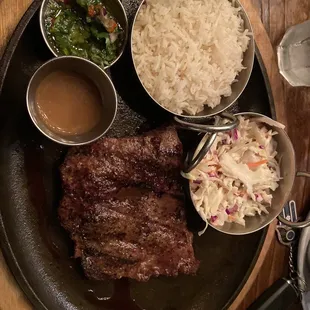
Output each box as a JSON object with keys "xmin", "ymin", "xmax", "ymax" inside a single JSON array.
[{"xmin": 132, "ymin": 0, "xmax": 251, "ymax": 115}]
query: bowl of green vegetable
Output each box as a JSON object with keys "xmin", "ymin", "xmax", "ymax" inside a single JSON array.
[{"xmin": 40, "ymin": 0, "xmax": 128, "ymax": 69}]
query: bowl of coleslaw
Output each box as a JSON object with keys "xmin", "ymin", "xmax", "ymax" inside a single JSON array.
[{"xmin": 185, "ymin": 112, "xmax": 296, "ymax": 235}]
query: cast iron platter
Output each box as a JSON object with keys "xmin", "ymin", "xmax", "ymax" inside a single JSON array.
[{"xmin": 0, "ymin": 1, "xmax": 275, "ymax": 309}]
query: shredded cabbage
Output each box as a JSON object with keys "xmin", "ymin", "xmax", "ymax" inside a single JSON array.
[{"xmin": 187, "ymin": 116, "xmax": 281, "ymax": 227}]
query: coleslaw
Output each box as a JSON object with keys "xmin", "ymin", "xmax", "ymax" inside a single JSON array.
[{"xmin": 185, "ymin": 116, "xmax": 281, "ymax": 227}]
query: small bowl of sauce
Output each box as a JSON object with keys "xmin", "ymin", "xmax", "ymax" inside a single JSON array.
[{"xmin": 27, "ymin": 56, "xmax": 117, "ymax": 145}]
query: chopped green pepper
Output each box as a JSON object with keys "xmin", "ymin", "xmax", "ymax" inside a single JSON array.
[{"xmin": 44, "ymin": 0, "xmax": 124, "ymax": 68}]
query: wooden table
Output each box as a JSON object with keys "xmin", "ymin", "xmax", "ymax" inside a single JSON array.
[{"xmin": 0, "ymin": 0, "xmax": 309, "ymax": 309}]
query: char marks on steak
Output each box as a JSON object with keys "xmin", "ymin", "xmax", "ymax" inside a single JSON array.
[
  {"xmin": 61, "ymin": 127, "xmax": 183, "ymax": 199},
  {"xmin": 59, "ymin": 127, "xmax": 199, "ymax": 281}
]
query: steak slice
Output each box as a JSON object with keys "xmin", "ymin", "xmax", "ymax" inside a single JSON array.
[
  {"xmin": 59, "ymin": 189, "xmax": 199, "ymax": 281},
  {"xmin": 61, "ymin": 127, "xmax": 183, "ymax": 199}
]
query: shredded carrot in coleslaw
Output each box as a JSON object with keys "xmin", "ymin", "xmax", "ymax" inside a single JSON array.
[{"xmin": 247, "ymin": 159, "xmax": 268, "ymax": 168}]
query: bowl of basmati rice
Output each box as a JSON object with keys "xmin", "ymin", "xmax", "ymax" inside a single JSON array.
[{"xmin": 131, "ymin": 0, "xmax": 255, "ymax": 118}]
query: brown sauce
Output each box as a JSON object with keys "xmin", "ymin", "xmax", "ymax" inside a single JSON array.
[{"xmin": 35, "ymin": 70, "xmax": 102, "ymax": 136}]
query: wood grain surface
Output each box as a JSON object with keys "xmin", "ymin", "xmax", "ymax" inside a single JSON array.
[
  {"xmin": 0, "ymin": 0, "xmax": 309, "ymax": 310},
  {"xmin": 0, "ymin": 1, "xmax": 34, "ymax": 308}
]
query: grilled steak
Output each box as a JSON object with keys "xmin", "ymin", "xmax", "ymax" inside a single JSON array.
[
  {"xmin": 59, "ymin": 127, "xmax": 199, "ymax": 281},
  {"xmin": 59, "ymin": 189, "xmax": 199, "ymax": 281},
  {"xmin": 61, "ymin": 127, "xmax": 183, "ymax": 200}
]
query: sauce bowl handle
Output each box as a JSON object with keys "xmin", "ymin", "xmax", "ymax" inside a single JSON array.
[
  {"xmin": 174, "ymin": 112, "xmax": 239, "ymax": 133},
  {"xmin": 182, "ymin": 133, "xmax": 217, "ymax": 173},
  {"xmin": 277, "ymin": 171, "xmax": 310, "ymax": 228}
]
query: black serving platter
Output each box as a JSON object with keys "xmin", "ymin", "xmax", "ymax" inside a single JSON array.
[{"xmin": 0, "ymin": 1, "xmax": 275, "ymax": 310}]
